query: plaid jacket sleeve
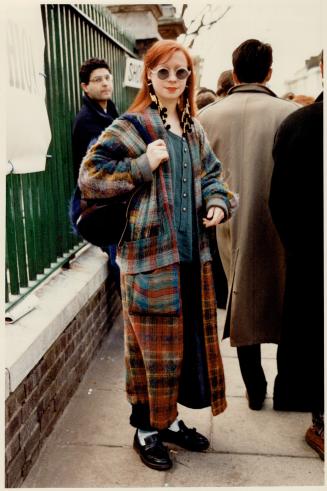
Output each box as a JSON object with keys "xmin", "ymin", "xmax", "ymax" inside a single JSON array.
[
  {"xmin": 196, "ymin": 121, "xmax": 239, "ymax": 221},
  {"xmin": 78, "ymin": 117, "xmax": 153, "ymax": 199}
]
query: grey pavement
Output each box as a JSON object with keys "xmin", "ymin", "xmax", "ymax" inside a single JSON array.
[{"xmin": 22, "ymin": 309, "xmax": 324, "ymax": 487}]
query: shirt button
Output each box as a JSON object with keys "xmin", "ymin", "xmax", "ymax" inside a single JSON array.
[
  {"xmin": 183, "ymin": 192, "xmax": 187, "ymax": 197},
  {"xmin": 183, "ymin": 163, "xmax": 187, "ymax": 168},
  {"xmin": 182, "ymin": 207, "xmax": 187, "ymax": 212},
  {"xmin": 183, "ymin": 178, "xmax": 187, "ymax": 182},
  {"xmin": 184, "ymin": 148, "xmax": 187, "ymax": 153}
]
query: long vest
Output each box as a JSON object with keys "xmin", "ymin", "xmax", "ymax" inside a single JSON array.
[
  {"xmin": 79, "ymin": 107, "xmax": 237, "ymax": 429},
  {"xmin": 198, "ymin": 84, "xmax": 298, "ymax": 347}
]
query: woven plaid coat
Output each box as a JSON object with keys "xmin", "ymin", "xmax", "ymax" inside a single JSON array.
[{"xmin": 79, "ymin": 107, "xmax": 237, "ymax": 429}]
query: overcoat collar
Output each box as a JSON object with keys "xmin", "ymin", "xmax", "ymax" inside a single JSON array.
[{"xmin": 228, "ymin": 83, "xmax": 277, "ymax": 98}]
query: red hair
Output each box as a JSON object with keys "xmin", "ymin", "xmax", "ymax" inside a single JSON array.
[{"xmin": 128, "ymin": 40, "xmax": 196, "ymax": 116}]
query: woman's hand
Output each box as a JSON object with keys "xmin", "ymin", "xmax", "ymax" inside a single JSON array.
[
  {"xmin": 146, "ymin": 139, "xmax": 169, "ymax": 171},
  {"xmin": 203, "ymin": 206, "xmax": 225, "ymax": 228}
]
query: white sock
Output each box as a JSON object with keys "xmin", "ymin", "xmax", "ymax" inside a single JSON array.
[
  {"xmin": 168, "ymin": 417, "xmax": 180, "ymax": 432},
  {"xmin": 137, "ymin": 429, "xmax": 158, "ymax": 445}
]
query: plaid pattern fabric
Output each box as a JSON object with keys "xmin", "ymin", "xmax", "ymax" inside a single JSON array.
[
  {"xmin": 201, "ymin": 261, "xmax": 227, "ymax": 416},
  {"xmin": 79, "ymin": 107, "xmax": 233, "ymax": 428},
  {"xmin": 122, "ymin": 273, "xmax": 183, "ymax": 430},
  {"xmin": 126, "ymin": 264, "xmax": 180, "ymax": 316},
  {"xmin": 79, "ymin": 108, "xmax": 237, "ymax": 274},
  {"xmin": 122, "ymin": 261, "xmax": 226, "ymax": 430}
]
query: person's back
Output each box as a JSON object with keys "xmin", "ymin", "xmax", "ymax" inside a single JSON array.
[
  {"xmin": 270, "ymin": 97, "xmax": 323, "ymax": 255},
  {"xmin": 203, "ymin": 88, "xmax": 297, "ymax": 211},
  {"xmin": 269, "ymin": 86, "xmax": 323, "ymax": 457},
  {"xmin": 199, "ymin": 39, "xmax": 298, "ymax": 411},
  {"xmin": 270, "ymin": 90, "xmax": 323, "ymax": 396}
]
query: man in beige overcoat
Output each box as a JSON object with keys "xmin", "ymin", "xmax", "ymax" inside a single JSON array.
[{"xmin": 198, "ymin": 39, "xmax": 298, "ymax": 410}]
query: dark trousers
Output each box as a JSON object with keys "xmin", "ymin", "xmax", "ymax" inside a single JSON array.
[
  {"xmin": 130, "ymin": 262, "xmax": 211, "ymax": 431},
  {"xmin": 102, "ymin": 244, "xmax": 121, "ymax": 297},
  {"xmin": 273, "ymin": 260, "xmax": 324, "ymax": 413},
  {"xmin": 236, "ymin": 344, "xmax": 267, "ymax": 400}
]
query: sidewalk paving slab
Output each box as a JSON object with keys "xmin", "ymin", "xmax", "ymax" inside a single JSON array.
[
  {"xmin": 49, "ymin": 387, "xmax": 133, "ymax": 447},
  {"xmin": 22, "ymin": 445, "xmax": 167, "ymax": 488},
  {"xmin": 165, "ymin": 451, "xmax": 323, "ymax": 487},
  {"xmin": 212, "ymin": 397, "xmax": 313, "ymax": 457}
]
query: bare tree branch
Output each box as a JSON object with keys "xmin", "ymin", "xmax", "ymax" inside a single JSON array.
[
  {"xmin": 180, "ymin": 4, "xmax": 188, "ymax": 18},
  {"xmin": 186, "ymin": 4, "xmax": 209, "ymax": 32},
  {"xmin": 182, "ymin": 5, "xmax": 231, "ymax": 49}
]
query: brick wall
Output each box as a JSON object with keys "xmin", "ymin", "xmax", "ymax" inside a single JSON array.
[{"xmin": 5, "ymin": 274, "xmax": 121, "ymax": 488}]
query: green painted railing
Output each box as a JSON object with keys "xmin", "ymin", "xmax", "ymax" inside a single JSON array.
[{"xmin": 5, "ymin": 4, "xmax": 138, "ymax": 310}]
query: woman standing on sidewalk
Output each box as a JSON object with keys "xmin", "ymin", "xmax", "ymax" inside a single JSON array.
[{"xmin": 78, "ymin": 39, "xmax": 238, "ymax": 471}]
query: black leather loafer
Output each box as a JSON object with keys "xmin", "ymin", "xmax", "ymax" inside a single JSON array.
[
  {"xmin": 159, "ymin": 420, "xmax": 210, "ymax": 452},
  {"xmin": 133, "ymin": 431, "xmax": 172, "ymax": 471}
]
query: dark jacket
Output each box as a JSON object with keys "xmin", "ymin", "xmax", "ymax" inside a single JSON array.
[
  {"xmin": 269, "ymin": 92, "xmax": 323, "ymax": 412},
  {"xmin": 72, "ymin": 95, "xmax": 119, "ymax": 182},
  {"xmin": 270, "ymin": 92, "xmax": 323, "ymax": 260}
]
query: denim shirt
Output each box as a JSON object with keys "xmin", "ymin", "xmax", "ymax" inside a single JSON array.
[{"xmin": 167, "ymin": 130, "xmax": 198, "ymax": 262}]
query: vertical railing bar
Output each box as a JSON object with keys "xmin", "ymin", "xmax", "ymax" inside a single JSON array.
[
  {"xmin": 46, "ymin": 4, "xmax": 63, "ymax": 259},
  {"xmin": 52, "ymin": 4, "xmax": 69, "ymax": 252},
  {"xmin": 12, "ymin": 175, "xmax": 29, "ymax": 286},
  {"xmin": 41, "ymin": 5, "xmax": 57, "ymax": 263},
  {"xmin": 6, "ymin": 177, "xmax": 20, "ymax": 295},
  {"xmin": 58, "ymin": 5, "xmax": 74, "ymax": 249},
  {"xmin": 21, "ymin": 173, "xmax": 37, "ymax": 280}
]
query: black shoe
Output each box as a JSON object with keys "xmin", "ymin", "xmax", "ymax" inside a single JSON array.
[
  {"xmin": 133, "ymin": 431, "xmax": 172, "ymax": 471},
  {"xmin": 246, "ymin": 390, "xmax": 266, "ymax": 410},
  {"xmin": 159, "ymin": 420, "xmax": 210, "ymax": 452}
]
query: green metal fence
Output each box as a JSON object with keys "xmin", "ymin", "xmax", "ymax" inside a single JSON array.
[{"xmin": 5, "ymin": 4, "xmax": 138, "ymax": 310}]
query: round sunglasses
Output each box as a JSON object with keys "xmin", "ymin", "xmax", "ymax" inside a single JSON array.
[{"xmin": 150, "ymin": 67, "xmax": 191, "ymax": 80}]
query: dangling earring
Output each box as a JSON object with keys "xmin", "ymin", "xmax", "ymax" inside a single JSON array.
[
  {"xmin": 181, "ymin": 86, "xmax": 193, "ymax": 137},
  {"xmin": 148, "ymin": 80, "xmax": 170, "ymax": 131},
  {"xmin": 148, "ymin": 81, "xmax": 159, "ymax": 109}
]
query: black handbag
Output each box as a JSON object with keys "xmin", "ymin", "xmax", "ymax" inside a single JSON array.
[
  {"xmin": 69, "ymin": 117, "xmax": 152, "ymax": 248},
  {"xmin": 70, "ymin": 185, "xmax": 141, "ymax": 248}
]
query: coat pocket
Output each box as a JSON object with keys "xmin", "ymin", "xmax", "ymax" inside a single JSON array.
[{"xmin": 126, "ymin": 263, "xmax": 180, "ymax": 316}]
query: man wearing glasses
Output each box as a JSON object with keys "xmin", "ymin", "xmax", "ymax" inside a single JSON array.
[
  {"xmin": 72, "ymin": 57, "xmax": 119, "ymax": 183},
  {"xmin": 72, "ymin": 57, "xmax": 120, "ymax": 294}
]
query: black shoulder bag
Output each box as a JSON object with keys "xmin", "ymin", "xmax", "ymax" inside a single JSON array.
[{"xmin": 69, "ymin": 119, "xmax": 152, "ymax": 248}]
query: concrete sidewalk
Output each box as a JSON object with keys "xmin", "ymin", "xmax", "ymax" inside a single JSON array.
[{"xmin": 22, "ymin": 310, "xmax": 324, "ymax": 487}]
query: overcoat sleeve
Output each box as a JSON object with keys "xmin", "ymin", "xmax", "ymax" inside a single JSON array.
[
  {"xmin": 196, "ymin": 121, "xmax": 238, "ymax": 221},
  {"xmin": 78, "ymin": 116, "xmax": 153, "ymax": 199}
]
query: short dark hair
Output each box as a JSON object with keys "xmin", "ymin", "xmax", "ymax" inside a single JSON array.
[
  {"xmin": 196, "ymin": 91, "xmax": 217, "ymax": 110},
  {"xmin": 79, "ymin": 58, "xmax": 111, "ymax": 84},
  {"xmin": 197, "ymin": 86, "xmax": 216, "ymax": 97},
  {"xmin": 232, "ymin": 39, "xmax": 272, "ymax": 83},
  {"xmin": 216, "ymin": 69, "xmax": 234, "ymax": 96}
]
